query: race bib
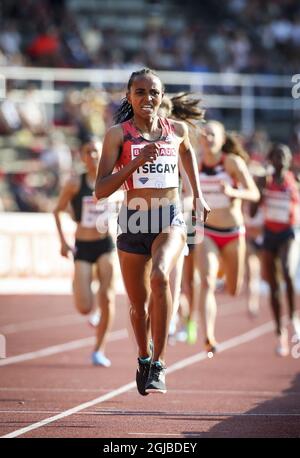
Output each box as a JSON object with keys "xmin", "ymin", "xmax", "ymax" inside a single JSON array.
[
  {"xmin": 81, "ymin": 196, "xmax": 107, "ymax": 228},
  {"xmin": 131, "ymin": 144, "xmax": 179, "ymax": 189},
  {"xmin": 265, "ymin": 198, "xmax": 290, "ymax": 223}
]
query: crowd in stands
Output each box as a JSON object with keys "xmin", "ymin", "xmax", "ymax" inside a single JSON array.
[
  {"xmin": 0, "ymin": 0, "xmax": 300, "ymax": 212},
  {"xmin": 0, "ymin": 0, "xmax": 299, "ymax": 74},
  {"xmin": 0, "ymin": 81, "xmax": 122, "ymax": 213}
]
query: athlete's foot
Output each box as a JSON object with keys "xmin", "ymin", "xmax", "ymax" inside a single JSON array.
[
  {"xmin": 247, "ymin": 301, "xmax": 259, "ymax": 318},
  {"xmin": 91, "ymin": 351, "xmax": 111, "ymax": 367},
  {"xmin": 88, "ymin": 310, "xmax": 101, "ymax": 328},
  {"xmin": 186, "ymin": 320, "xmax": 197, "ymax": 345},
  {"xmin": 176, "ymin": 326, "xmax": 188, "ymax": 342},
  {"xmin": 136, "ymin": 356, "xmax": 152, "ymax": 396},
  {"xmin": 145, "ymin": 361, "xmax": 167, "ymax": 394},
  {"xmin": 275, "ymin": 329, "xmax": 289, "ymax": 357},
  {"xmin": 205, "ymin": 338, "xmax": 218, "ymax": 358}
]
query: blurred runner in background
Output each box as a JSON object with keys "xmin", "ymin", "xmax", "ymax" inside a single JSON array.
[
  {"xmin": 250, "ymin": 143, "xmax": 300, "ymax": 356},
  {"xmin": 54, "ymin": 137, "xmax": 116, "ymax": 367}
]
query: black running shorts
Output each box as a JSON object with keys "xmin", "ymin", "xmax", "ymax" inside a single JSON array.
[{"xmin": 74, "ymin": 235, "xmax": 115, "ymax": 264}]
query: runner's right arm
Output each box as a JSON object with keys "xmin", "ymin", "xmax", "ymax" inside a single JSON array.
[
  {"xmin": 95, "ymin": 125, "xmax": 159, "ymax": 200},
  {"xmin": 53, "ymin": 178, "xmax": 79, "ymax": 257}
]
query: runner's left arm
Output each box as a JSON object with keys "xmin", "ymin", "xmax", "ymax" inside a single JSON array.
[{"xmin": 176, "ymin": 121, "xmax": 210, "ymax": 223}]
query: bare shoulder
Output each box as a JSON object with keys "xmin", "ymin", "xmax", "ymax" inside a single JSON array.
[
  {"xmin": 64, "ymin": 175, "xmax": 81, "ymax": 194},
  {"xmin": 169, "ymin": 119, "xmax": 187, "ymax": 138},
  {"xmin": 224, "ymin": 153, "xmax": 246, "ymax": 172},
  {"xmin": 104, "ymin": 124, "xmax": 123, "ymax": 144}
]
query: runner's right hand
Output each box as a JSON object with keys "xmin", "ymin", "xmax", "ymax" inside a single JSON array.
[
  {"xmin": 60, "ymin": 242, "xmax": 73, "ymax": 258},
  {"xmin": 135, "ymin": 143, "xmax": 159, "ymax": 166}
]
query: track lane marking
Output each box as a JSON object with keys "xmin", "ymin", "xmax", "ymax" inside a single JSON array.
[
  {"xmin": 1, "ymin": 319, "xmax": 278, "ymax": 438},
  {"xmin": 0, "ymin": 314, "xmax": 86, "ymax": 334},
  {"xmin": 0, "ymin": 329, "xmax": 127, "ymax": 366},
  {"xmin": 0, "ymin": 295, "xmax": 243, "ymax": 334},
  {"xmin": 2, "ymin": 387, "xmax": 297, "ymax": 395},
  {"xmin": 1, "ymin": 410, "xmax": 299, "ymax": 417}
]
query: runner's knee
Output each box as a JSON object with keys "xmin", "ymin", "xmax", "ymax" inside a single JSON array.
[
  {"xmin": 75, "ymin": 301, "xmax": 92, "ymax": 315},
  {"xmin": 129, "ymin": 303, "xmax": 148, "ymax": 320},
  {"xmin": 150, "ymin": 268, "xmax": 169, "ymax": 292},
  {"xmin": 73, "ymin": 290, "xmax": 93, "ymax": 314},
  {"xmin": 99, "ymin": 286, "xmax": 115, "ymax": 305}
]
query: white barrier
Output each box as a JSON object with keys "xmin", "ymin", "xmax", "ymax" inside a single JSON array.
[
  {"xmin": 0, "ymin": 66, "xmax": 295, "ymax": 135},
  {"xmin": 0, "ymin": 212, "xmax": 75, "ymax": 294},
  {"xmin": 0, "ymin": 211, "xmax": 124, "ymax": 295},
  {"xmin": 0, "ymin": 212, "xmax": 76, "ymax": 278}
]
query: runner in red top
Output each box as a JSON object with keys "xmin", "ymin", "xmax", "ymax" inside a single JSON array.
[
  {"xmin": 250, "ymin": 143, "xmax": 300, "ymax": 356},
  {"xmin": 263, "ymin": 170, "xmax": 299, "ymax": 232},
  {"xmin": 194, "ymin": 121, "xmax": 260, "ymax": 356},
  {"xmin": 95, "ymin": 68, "xmax": 210, "ymax": 395},
  {"xmin": 115, "ymin": 117, "xmax": 180, "ymax": 191}
]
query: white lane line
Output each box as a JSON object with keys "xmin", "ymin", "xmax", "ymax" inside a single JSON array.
[
  {"xmin": 1, "ymin": 381, "xmax": 136, "ymax": 438},
  {"xmin": 0, "ymin": 329, "xmax": 127, "ymax": 366},
  {"xmin": 0, "ymin": 305, "xmax": 250, "ymax": 336},
  {"xmin": 2, "ymin": 387, "xmax": 297, "ymax": 396},
  {"xmin": 1, "ymin": 319, "xmax": 277, "ymax": 438},
  {"xmin": 166, "ymin": 320, "xmax": 275, "ymax": 375},
  {"xmin": 0, "ymin": 295, "xmax": 242, "ymax": 335},
  {"xmin": 84, "ymin": 411, "xmax": 300, "ymax": 417},
  {"xmin": 0, "ymin": 387, "xmax": 117, "ymax": 393},
  {"xmin": 1, "ymin": 410, "xmax": 299, "ymax": 417},
  {"xmin": 0, "ymin": 315, "xmax": 86, "ymax": 334}
]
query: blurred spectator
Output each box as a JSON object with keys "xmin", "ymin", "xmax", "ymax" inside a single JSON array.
[
  {"xmin": 0, "ymin": 21, "xmax": 21, "ymax": 57},
  {"xmin": 0, "ymin": 86, "xmax": 22, "ymax": 135},
  {"xmin": 18, "ymin": 84, "xmax": 48, "ymax": 136},
  {"xmin": 80, "ymin": 22, "xmax": 103, "ymax": 58},
  {"xmin": 27, "ymin": 26, "xmax": 62, "ymax": 67},
  {"xmin": 0, "ymin": 0, "xmax": 299, "ymax": 74},
  {"xmin": 61, "ymin": 21, "xmax": 91, "ymax": 67},
  {"xmin": 6, "ymin": 171, "xmax": 51, "ymax": 212},
  {"xmin": 41, "ymin": 130, "xmax": 73, "ymax": 188}
]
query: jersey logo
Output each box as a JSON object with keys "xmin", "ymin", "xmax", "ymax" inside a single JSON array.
[{"xmin": 139, "ymin": 177, "xmax": 149, "ymax": 185}]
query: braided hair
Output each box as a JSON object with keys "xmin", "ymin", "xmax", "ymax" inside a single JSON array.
[
  {"xmin": 160, "ymin": 93, "xmax": 205, "ymax": 125},
  {"xmin": 114, "ymin": 68, "xmax": 163, "ymax": 124}
]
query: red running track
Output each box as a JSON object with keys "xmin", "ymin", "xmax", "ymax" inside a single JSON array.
[{"xmin": 0, "ymin": 291, "xmax": 299, "ymax": 438}]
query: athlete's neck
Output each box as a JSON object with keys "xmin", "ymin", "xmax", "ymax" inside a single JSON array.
[{"xmin": 132, "ymin": 115, "xmax": 161, "ymax": 137}]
